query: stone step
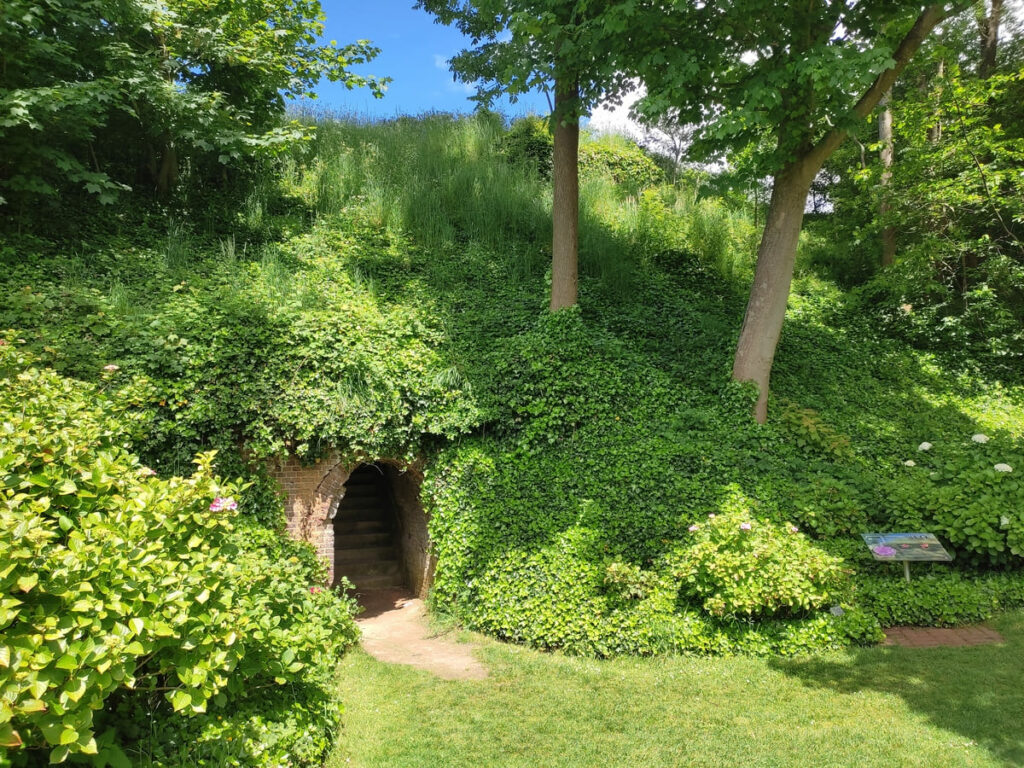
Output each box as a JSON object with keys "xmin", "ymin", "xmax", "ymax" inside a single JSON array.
[
  {"xmin": 338, "ymin": 502, "xmax": 389, "ymax": 513},
  {"xmin": 335, "ymin": 546, "xmax": 396, "ymax": 563},
  {"xmin": 335, "ymin": 519, "xmax": 389, "ymax": 534},
  {"xmin": 342, "ymin": 514, "xmax": 393, "ymax": 528},
  {"xmin": 347, "ymin": 573, "xmax": 404, "ymax": 590},
  {"xmin": 335, "ymin": 532, "xmax": 392, "ymax": 549},
  {"xmin": 338, "ymin": 559, "xmax": 403, "ymax": 585}
]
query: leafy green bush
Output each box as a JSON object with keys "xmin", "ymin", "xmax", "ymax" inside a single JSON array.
[
  {"xmin": 578, "ymin": 135, "xmax": 665, "ymax": 195},
  {"xmin": 0, "ymin": 337, "xmax": 357, "ymax": 766},
  {"xmin": 499, "ymin": 115, "xmax": 553, "ymax": 177},
  {"xmin": 854, "ymin": 570, "xmax": 1024, "ymax": 627},
  {"xmin": 107, "ymin": 525, "xmax": 359, "ymax": 767},
  {"xmin": 886, "ymin": 434, "xmax": 1024, "ymax": 564},
  {"xmin": 455, "ymin": 528, "xmax": 882, "ymax": 657},
  {"xmin": 667, "ymin": 507, "xmax": 847, "ymax": 619}
]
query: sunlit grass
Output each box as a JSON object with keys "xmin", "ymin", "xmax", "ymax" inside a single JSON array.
[{"xmin": 328, "ymin": 612, "xmax": 1024, "ymax": 768}]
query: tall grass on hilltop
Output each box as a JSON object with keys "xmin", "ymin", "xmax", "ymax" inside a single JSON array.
[
  {"xmin": 293, "ymin": 109, "xmax": 758, "ymax": 296},
  {"xmin": 306, "ymin": 112, "xmax": 550, "ymax": 251}
]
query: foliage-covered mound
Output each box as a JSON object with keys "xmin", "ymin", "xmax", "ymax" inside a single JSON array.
[
  {"xmin": 0, "ymin": 338, "xmax": 358, "ymax": 766},
  {"xmin": 3, "ymin": 113, "xmax": 1024, "ymax": 664}
]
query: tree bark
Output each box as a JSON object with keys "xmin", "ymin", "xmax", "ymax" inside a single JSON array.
[
  {"xmin": 732, "ymin": 160, "xmax": 816, "ymax": 423},
  {"xmin": 731, "ymin": 4, "xmax": 963, "ymax": 423},
  {"xmin": 879, "ymin": 89, "xmax": 896, "ymax": 267},
  {"xmin": 979, "ymin": 0, "xmax": 1003, "ymax": 79},
  {"xmin": 927, "ymin": 59, "xmax": 945, "ymax": 144},
  {"xmin": 156, "ymin": 140, "xmax": 178, "ymax": 200},
  {"xmin": 550, "ymin": 77, "xmax": 580, "ymax": 312}
]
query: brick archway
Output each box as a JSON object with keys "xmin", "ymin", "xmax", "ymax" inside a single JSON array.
[{"xmin": 269, "ymin": 453, "xmax": 434, "ymax": 596}]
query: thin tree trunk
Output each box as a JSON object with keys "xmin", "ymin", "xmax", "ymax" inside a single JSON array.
[
  {"xmin": 979, "ymin": 0, "xmax": 1003, "ymax": 79},
  {"xmin": 732, "ymin": 161, "xmax": 816, "ymax": 423},
  {"xmin": 879, "ymin": 89, "xmax": 896, "ymax": 267},
  {"xmin": 156, "ymin": 140, "xmax": 178, "ymax": 199},
  {"xmin": 550, "ymin": 78, "xmax": 579, "ymax": 312},
  {"xmin": 731, "ymin": 4, "xmax": 959, "ymax": 423},
  {"xmin": 927, "ymin": 59, "xmax": 945, "ymax": 144}
]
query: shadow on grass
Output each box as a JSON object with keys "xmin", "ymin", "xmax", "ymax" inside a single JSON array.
[{"xmin": 770, "ymin": 613, "xmax": 1024, "ymax": 768}]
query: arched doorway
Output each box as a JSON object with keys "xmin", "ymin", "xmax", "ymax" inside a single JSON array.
[{"xmin": 330, "ymin": 461, "xmax": 433, "ymax": 595}]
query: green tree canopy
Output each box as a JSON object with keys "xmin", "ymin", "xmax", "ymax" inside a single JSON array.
[{"xmin": 0, "ymin": 0, "xmax": 386, "ymax": 204}]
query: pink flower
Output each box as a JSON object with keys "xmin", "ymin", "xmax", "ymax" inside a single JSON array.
[
  {"xmin": 740, "ymin": 522, "xmax": 752, "ymax": 531},
  {"xmin": 310, "ymin": 586, "xmax": 322, "ymax": 594},
  {"xmin": 688, "ymin": 524, "xmax": 700, "ymax": 532},
  {"xmin": 209, "ymin": 497, "xmax": 238, "ymax": 512},
  {"xmin": 708, "ymin": 513, "xmax": 716, "ymax": 519},
  {"xmin": 103, "ymin": 364, "xmax": 120, "ymax": 373},
  {"xmin": 789, "ymin": 525, "xmax": 799, "ymax": 533},
  {"xmin": 139, "ymin": 467, "xmax": 156, "ymax": 477}
]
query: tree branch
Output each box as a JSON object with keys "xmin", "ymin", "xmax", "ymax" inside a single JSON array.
[{"xmin": 807, "ymin": 2, "xmax": 976, "ymax": 169}]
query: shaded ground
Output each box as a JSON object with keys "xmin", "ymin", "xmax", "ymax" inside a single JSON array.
[{"xmin": 354, "ymin": 589, "xmax": 487, "ymax": 681}]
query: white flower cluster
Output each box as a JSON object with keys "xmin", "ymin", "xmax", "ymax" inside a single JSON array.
[{"xmin": 904, "ymin": 436, "xmax": 1014, "ymax": 475}]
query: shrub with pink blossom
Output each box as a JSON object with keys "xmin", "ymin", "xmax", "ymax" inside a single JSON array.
[{"xmin": 666, "ymin": 509, "xmax": 846, "ymax": 619}]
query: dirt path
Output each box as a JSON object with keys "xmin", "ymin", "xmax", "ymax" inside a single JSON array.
[{"xmin": 354, "ymin": 589, "xmax": 488, "ymax": 680}]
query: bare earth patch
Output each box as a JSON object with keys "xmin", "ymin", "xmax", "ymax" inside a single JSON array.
[{"xmin": 354, "ymin": 589, "xmax": 488, "ymax": 680}]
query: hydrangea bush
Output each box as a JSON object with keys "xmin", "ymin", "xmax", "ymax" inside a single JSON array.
[
  {"xmin": 0, "ymin": 337, "xmax": 357, "ymax": 766},
  {"xmin": 887, "ymin": 433, "xmax": 1024, "ymax": 564},
  {"xmin": 666, "ymin": 508, "xmax": 847, "ymax": 619}
]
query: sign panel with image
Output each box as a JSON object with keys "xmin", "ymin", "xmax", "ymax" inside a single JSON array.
[{"xmin": 861, "ymin": 533, "xmax": 952, "ymax": 562}]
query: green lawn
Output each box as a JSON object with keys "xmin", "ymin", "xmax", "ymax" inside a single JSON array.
[{"xmin": 328, "ymin": 612, "xmax": 1024, "ymax": 768}]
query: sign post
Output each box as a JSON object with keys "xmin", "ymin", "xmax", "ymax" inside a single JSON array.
[{"xmin": 860, "ymin": 533, "xmax": 952, "ymax": 582}]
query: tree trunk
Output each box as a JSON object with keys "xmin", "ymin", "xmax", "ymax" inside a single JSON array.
[
  {"xmin": 731, "ymin": 4, "xmax": 956, "ymax": 423},
  {"xmin": 550, "ymin": 78, "xmax": 579, "ymax": 312},
  {"xmin": 979, "ymin": 0, "xmax": 1003, "ymax": 79},
  {"xmin": 156, "ymin": 140, "xmax": 178, "ymax": 200},
  {"xmin": 879, "ymin": 90, "xmax": 896, "ymax": 267},
  {"xmin": 927, "ymin": 59, "xmax": 945, "ymax": 144},
  {"xmin": 732, "ymin": 161, "xmax": 816, "ymax": 423}
]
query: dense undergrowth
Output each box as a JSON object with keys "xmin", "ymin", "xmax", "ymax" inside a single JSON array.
[
  {"xmin": 0, "ymin": 339, "xmax": 358, "ymax": 766},
  {"xmin": 2, "ymin": 111, "xmax": 1024, "ymax": 761}
]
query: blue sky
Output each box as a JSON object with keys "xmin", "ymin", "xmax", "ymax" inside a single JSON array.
[{"xmin": 311, "ymin": 1, "xmax": 553, "ymax": 118}]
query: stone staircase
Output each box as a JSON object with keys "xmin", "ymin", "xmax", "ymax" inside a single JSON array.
[{"xmin": 333, "ymin": 464, "xmax": 404, "ymax": 590}]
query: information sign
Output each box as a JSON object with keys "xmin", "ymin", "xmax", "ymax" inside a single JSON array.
[
  {"xmin": 861, "ymin": 533, "xmax": 952, "ymax": 582},
  {"xmin": 861, "ymin": 533, "xmax": 953, "ymax": 562}
]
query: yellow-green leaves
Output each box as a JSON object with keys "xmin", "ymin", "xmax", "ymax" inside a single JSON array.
[{"xmin": 0, "ymin": 342, "xmax": 245, "ymax": 762}]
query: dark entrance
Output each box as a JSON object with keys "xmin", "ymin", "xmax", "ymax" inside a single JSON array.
[{"xmin": 332, "ymin": 463, "xmax": 404, "ymax": 590}]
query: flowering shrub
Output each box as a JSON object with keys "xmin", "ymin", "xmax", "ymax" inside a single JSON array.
[
  {"xmin": 0, "ymin": 339, "xmax": 358, "ymax": 765},
  {"xmin": 888, "ymin": 434, "xmax": 1024, "ymax": 564},
  {"xmin": 666, "ymin": 509, "xmax": 847, "ymax": 619}
]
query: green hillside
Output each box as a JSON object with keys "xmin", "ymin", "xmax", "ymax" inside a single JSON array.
[{"xmin": 3, "ymin": 112, "xmax": 1024, "ymax": 763}]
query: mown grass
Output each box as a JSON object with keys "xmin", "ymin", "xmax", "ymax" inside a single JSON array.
[{"xmin": 327, "ymin": 611, "xmax": 1024, "ymax": 768}]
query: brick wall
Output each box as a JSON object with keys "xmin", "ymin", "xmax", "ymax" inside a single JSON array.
[
  {"xmin": 268, "ymin": 452, "xmax": 352, "ymax": 584},
  {"xmin": 268, "ymin": 452, "xmax": 431, "ymax": 594}
]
